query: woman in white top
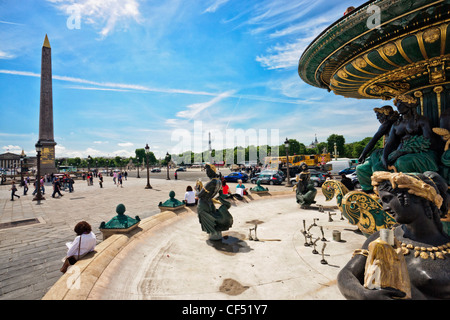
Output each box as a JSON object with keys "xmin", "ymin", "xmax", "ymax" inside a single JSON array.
[
  {"xmin": 60, "ymin": 221, "xmax": 97, "ymax": 273},
  {"xmin": 184, "ymin": 185, "xmax": 197, "ymax": 206}
]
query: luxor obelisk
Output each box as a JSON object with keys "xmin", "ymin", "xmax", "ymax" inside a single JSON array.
[{"xmin": 38, "ymin": 34, "xmax": 57, "ymax": 175}]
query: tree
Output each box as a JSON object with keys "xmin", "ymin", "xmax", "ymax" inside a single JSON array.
[{"xmin": 327, "ymin": 134, "xmax": 345, "ymax": 158}]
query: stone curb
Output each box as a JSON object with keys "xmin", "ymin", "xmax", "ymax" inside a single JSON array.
[{"xmin": 42, "ymin": 190, "xmax": 294, "ymax": 300}]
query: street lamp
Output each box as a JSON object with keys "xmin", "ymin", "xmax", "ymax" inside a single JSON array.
[
  {"xmin": 20, "ymin": 150, "xmax": 24, "ymax": 186},
  {"xmin": 145, "ymin": 143, "xmax": 152, "ymax": 189},
  {"xmin": 285, "ymin": 138, "xmax": 292, "ymax": 187},
  {"xmin": 33, "ymin": 140, "xmax": 45, "ymax": 202},
  {"xmin": 87, "ymin": 155, "xmax": 92, "ymax": 173},
  {"xmin": 333, "ymin": 142, "xmax": 339, "ymax": 160},
  {"xmin": 165, "ymin": 152, "xmax": 171, "ymax": 180}
]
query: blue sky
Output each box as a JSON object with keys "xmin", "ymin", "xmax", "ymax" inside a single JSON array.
[{"xmin": 0, "ymin": 0, "xmax": 386, "ymax": 160}]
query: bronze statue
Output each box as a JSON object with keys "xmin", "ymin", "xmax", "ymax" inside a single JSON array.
[
  {"xmin": 197, "ymin": 164, "xmax": 233, "ymax": 240},
  {"xmin": 382, "ymin": 95, "xmax": 439, "ymax": 173},
  {"xmin": 295, "ymin": 162, "xmax": 317, "ymax": 209},
  {"xmin": 356, "ymin": 106, "xmax": 398, "ymax": 192},
  {"xmin": 337, "ymin": 171, "xmax": 450, "ymax": 299}
]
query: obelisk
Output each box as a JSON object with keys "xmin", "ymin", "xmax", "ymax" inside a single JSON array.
[{"xmin": 38, "ymin": 34, "xmax": 57, "ymax": 175}]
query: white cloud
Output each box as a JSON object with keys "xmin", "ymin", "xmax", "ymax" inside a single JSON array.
[
  {"xmin": 2, "ymin": 145, "xmax": 22, "ymax": 153},
  {"xmin": 117, "ymin": 142, "xmax": 134, "ymax": 147},
  {"xmin": 256, "ymin": 36, "xmax": 316, "ymax": 70},
  {"xmin": 0, "ymin": 69, "xmax": 217, "ymax": 97},
  {"xmin": 203, "ymin": 0, "xmax": 230, "ymax": 13},
  {"xmin": 0, "ymin": 50, "xmax": 15, "ymax": 59},
  {"xmin": 47, "ymin": 0, "xmax": 141, "ymax": 38},
  {"xmin": 112, "ymin": 149, "xmax": 135, "ymax": 158},
  {"xmin": 176, "ymin": 90, "xmax": 235, "ymax": 119},
  {"xmin": 55, "ymin": 145, "xmax": 103, "ymax": 158}
]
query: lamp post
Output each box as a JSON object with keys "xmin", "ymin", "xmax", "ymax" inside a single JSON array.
[
  {"xmin": 165, "ymin": 152, "xmax": 171, "ymax": 180},
  {"xmin": 20, "ymin": 151, "xmax": 24, "ymax": 186},
  {"xmin": 145, "ymin": 143, "xmax": 152, "ymax": 189},
  {"xmin": 333, "ymin": 142, "xmax": 339, "ymax": 160},
  {"xmin": 33, "ymin": 140, "xmax": 45, "ymax": 202},
  {"xmin": 87, "ymin": 155, "xmax": 92, "ymax": 173},
  {"xmin": 285, "ymin": 138, "xmax": 292, "ymax": 187}
]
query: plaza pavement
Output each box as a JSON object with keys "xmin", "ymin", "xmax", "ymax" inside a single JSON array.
[{"xmin": 0, "ymin": 169, "xmax": 366, "ymax": 300}]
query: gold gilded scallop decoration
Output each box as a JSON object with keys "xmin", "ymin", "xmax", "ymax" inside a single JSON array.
[
  {"xmin": 330, "ymin": 77, "xmax": 338, "ymax": 87},
  {"xmin": 337, "ymin": 69, "xmax": 348, "ymax": 79},
  {"xmin": 354, "ymin": 57, "xmax": 367, "ymax": 68},
  {"xmin": 423, "ymin": 27, "xmax": 440, "ymax": 44},
  {"xmin": 383, "ymin": 43, "xmax": 397, "ymax": 57}
]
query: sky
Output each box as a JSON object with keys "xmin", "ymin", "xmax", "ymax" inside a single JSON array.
[{"xmin": 0, "ymin": 0, "xmax": 386, "ymax": 160}]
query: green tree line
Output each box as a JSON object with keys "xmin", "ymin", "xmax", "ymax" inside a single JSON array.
[{"xmin": 56, "ymin": 134, "xmax": 382, "ymax": 168}]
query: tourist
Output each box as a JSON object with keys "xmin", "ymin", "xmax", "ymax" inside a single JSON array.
[
  {"xmin": 184, "ymin": 186, "xmax": 197, "ymax": 206},
  {"xmin": 98, "ymin": 173, "xmax": 103, "ymax": 188},
  {"xmin": 68, "ymin": 175, "xmax": 74, "ymax": 193},
  {"xmin": 52, "ymin": 178, "xmax": 63, "ymax": 198},
  {"xmin": 32, "ymin": 178, "xmax": 38, "ymax": 195},
  {"xmin": 113, "ymin": 171, "xmax": 117, "ymax": 184},
  {"xmin": 221, "ymin": 179, "xmax": 232, "ymax": 198},
  {"xmin": 174, "ymin": 170, "xmax": 178, "ymax": 180},
  {"xmin": 60, "ymin": 221, "xmax": 97, "ymax": 273},
  {"xmin": 40, "ymin": 176, "xmax": 45, "ymax": 195},
  {"xmin": 236, "ymin": 179, "xmax": 248, "ymax": 196},
  {"xmin": 23, "ymin": 178, "xmax": 28, "ymax": 195},
  {"xmin": 10, "ymin": 181, "xmax": 20, "ymax": 201},
  {"xmin": 117, "ymin": 171, "xmax": 123, "ymax": 188}
]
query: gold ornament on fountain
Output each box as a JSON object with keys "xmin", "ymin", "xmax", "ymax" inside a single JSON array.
[{"xmin": 371, "ymin": 172, "xmax": 443, "ymax": 209}]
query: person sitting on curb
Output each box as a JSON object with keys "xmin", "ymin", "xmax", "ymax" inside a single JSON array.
[
  {"xmin": 60, "ymin": 221, "xmax": 97, "ymax": 273},
  {"xmin": 184, "ymin": 185, "xmax": 197, "ymax": 206},
  {"xmin": 235, "ymin": 179, "xmax": 248, "ymax": 198}
]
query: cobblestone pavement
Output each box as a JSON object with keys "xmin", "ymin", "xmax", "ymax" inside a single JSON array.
[{"xmin": 0, "ymin": 169, "xmax": 294, "ymax": 300}]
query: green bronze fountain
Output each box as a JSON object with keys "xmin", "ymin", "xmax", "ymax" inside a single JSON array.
[{"xmin": 298, "ymin": 0, "xmax": 450, "ymax": 237}]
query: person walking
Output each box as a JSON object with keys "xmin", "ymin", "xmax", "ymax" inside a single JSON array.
[
  {"xmin": 174, "ymin": 170, "xmax": 178, "ymax": 180},
  {"xmin": 117, "ymin": 172, "xmax": 123, "ymax": 188},
  {"xmin": 10, "ymin": 181, "xmax": 20, "ymax": 201},
  {"xmin": 99, "ymin": 173, "xmax": 103, "ymax": 188},
  {"xmin": 32, "ymin": 177, "xmax": 38, "ymax": 195},
  {"xmin": 23, "ymin": 178, "xmax": 28, "ymax": 195},
  {"xmin": 113, "ymin": 171, "xmax": 117, "ymax": 185},
  {"xmin": 40, "ymin": 176, "xmax": 45, "ymax": 195},
  {"xmin": 52, "ymin": 178, "xmax": 63, "ymax": 198},
  {"xmin": 68, "ymin": 175, "xmax": 74, "ymax": 193}
]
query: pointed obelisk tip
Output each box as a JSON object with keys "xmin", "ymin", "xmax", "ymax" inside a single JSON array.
[{"xmin": 43, "ymin": 34, "xmax": 51, "ymax": 48}]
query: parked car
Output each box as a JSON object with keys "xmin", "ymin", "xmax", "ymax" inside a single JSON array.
[
  {"xmin": 254, "ymin": 170, "xmax": 286, "ymax": 181},
  {"xmin": 151, "ymin": 168, "xmax": 161, "ymax": 172},
  {"xmin": 346, "ymin": 172, "xmax": 361, "ymax": 189},
  {"xmin": 290, "ymin": 172, "xmax": 326, "ymax": 187},
  {"xmin": 251, "ymin": 173, "xmax": 283, "ymax": 185},
  {"xmin": 338, "ymin": 167, "xmax": 356, "ymax": 175},
  {"xmin": 175, "ymin": 167, "xmax": 186, "ymax": 172},
  {"xmin": 224, "ymin": 172, "xmax": 248, "ymax": 183}
]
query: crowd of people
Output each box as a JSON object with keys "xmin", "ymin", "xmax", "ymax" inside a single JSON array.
[
  {"xmin": 182, "ymin": 177, "xmax": 249, "ymax": 206},
  {"xmin": 8, "ymin": 170, "xmax": 131, "ymax": 200}
]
